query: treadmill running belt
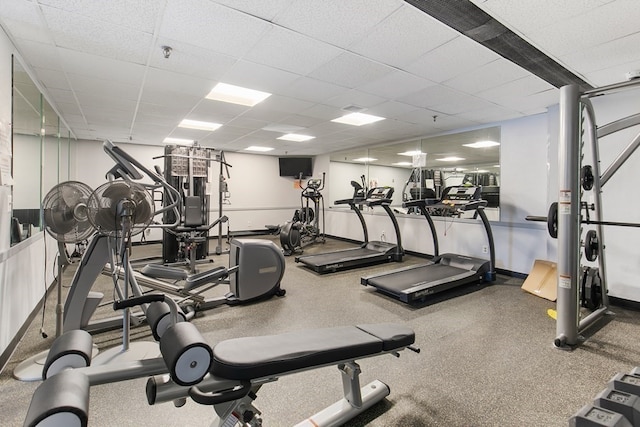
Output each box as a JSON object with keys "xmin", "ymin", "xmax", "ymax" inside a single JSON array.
[
  {"xmin": 300, "ymin": 247, "xmax": 386, "ymax": 267},
  {"xmin": 366, "ymin": 264, "xmax": 478, "ymax": 302}
]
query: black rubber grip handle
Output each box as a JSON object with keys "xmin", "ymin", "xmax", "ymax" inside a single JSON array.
[
  {"xmin": 188, "ymin": 381, "xmax": 251, "ymax": 406},
  {"xmin": 113, "ymin": 294, "xmax": 165, "ymax": 310}
]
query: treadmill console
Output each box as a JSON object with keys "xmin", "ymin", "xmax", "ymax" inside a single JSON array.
[
  {"xmin": 438, "ymin": 186, "xmax": 486, "ymax": 212},
  {"xmin": 366, "ymin": 186, "xmax": 394, "ymax": 201}
]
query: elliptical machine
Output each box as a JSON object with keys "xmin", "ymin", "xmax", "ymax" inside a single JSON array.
[{"xmin": 280, "ymin": 172, "xmax": 326, "ymax": 256}]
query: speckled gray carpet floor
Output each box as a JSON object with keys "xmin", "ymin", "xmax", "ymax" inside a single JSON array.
[{"xmin": 2, "ymin": 236, "xmax": 640, "ymax": 426}]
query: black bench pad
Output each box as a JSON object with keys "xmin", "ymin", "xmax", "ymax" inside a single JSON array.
[{"xmin": 211, "ymin": 323, "xmax": 414, "ymax": 380}]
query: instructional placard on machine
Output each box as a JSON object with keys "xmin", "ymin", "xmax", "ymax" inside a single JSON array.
[{"xmin": 558, "ymin": 275, "xmax": 572, "ymax": 289}]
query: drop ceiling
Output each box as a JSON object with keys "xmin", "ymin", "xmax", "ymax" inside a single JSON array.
[{"xmin": 1, "ymin": 0, "xmax": 638, "ymax": 156}]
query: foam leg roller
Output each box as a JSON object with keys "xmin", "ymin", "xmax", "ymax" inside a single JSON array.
[
  {"xmin": 24, "ymin": 370, "xmax": 90, "ymax": 427},
  {"xmin": 160, "ymin": 322, "xmax": 212, "ymax": 386},
  {"xmin": 146, "ymin": 301, "xmax": 186, "ymax": 341},
  {"xmin": 43, "ymin": 329, "xmax": 93, "ymax": 379}
]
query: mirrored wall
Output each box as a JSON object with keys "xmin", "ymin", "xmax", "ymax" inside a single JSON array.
[
  {"xmin": 329, "ymin": 126, "xmax": 501, "ymax": 220},
  {"xmin": 11, "ymin": 56, "xmax": 72, "ymax": 244}
]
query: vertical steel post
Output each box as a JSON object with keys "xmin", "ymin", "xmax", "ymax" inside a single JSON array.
[{"xmin": 555, "ymin": 85, "xmax": 582, "ymax": 348}]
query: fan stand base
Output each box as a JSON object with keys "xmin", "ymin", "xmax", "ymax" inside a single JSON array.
[
  {"xmin": 13, "ymin": 345, "xmax": 100, "ymax": 382},
  {"xmin": 90, "ymin": 341, "xmax": 160, "ymax": 366}
]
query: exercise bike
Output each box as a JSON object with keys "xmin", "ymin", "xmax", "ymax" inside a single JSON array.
[{"xmin": 280, "ymin": 172, "xmax": 326, "ymax": 256}]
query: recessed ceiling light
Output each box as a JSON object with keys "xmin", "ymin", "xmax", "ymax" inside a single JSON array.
[
  {"xmin": 463, "ymin": 140, "xmax": 500, "ymax": 148},
  {"xmin": 244, "ymin": 146, "xmax": 274, "ymax": 152},
  {"xmin": 331, "ymin": 112, "xmax": 385, "ymax": 126},
  {"xmin": 494, "ymin": 164, "xmax": 500, "ymax": 168},
  {"xmin": 206, "ymin": 82, "xmax": 271, "ymax": 107},
  {"xmin": 437, "ymin": 156, "xmax": 465, "ymax": 162},
  {"xmin": 178, "ymin": 119, "xmax": 222, "ymax": 131},
  {"xmin": 277, "ymin": 134, "xmax": 315, "ymax": 142},
  {"xmin": 398, "ymin": 150, "xmax": 424, "ymax": 156},
  {"xmin": 163, "ymin": 137, "xmax": 194, "ymax": 145},
  {"xmin": 353, "ymin": 157, "xmax": 378, "ymax": 162},
  {"xmin": 392, "ymin": 162, "xmax": 413, "ymax": 166}
]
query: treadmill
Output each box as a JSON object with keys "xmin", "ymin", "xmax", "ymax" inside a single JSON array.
[
  {"xmin": 295, "ymin": 186, "xmax": 404, "ymax": 273},
  {"xmin": 361, "ymin": 186, "xmax": 496, "ymax": 303}
]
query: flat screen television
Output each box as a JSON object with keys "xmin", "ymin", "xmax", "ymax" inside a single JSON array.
[{"xmin": 279, "ymin": 157, "xmax": 313, "ymax": 178}]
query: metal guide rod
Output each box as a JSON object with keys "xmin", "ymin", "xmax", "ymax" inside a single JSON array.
[
  {"xmin": 556, "ymin": 84, "xmax": 581, "ymax": 348},
  {"xmin": 582, "ymin": 77, "xmax": 640, "ymax": 98},
  {"xmin": 582, "ymin": 100, "xmax": 610, "ymax": 310}
]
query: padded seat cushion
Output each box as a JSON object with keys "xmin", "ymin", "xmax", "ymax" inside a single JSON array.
[{"xmin": 211, "ymin": 323, "xmax": 414, "ymax": 380}]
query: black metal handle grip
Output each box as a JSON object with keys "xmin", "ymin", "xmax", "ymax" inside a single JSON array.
[
  {"xmin": 188, "ymin": 381, "xmax": 251, "ymax": 406},
  {"xmin": 113, "ymin": 294, "xmax": 165, "ymax": 310}
]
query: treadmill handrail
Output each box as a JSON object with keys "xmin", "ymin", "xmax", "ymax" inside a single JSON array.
[
  {"xmin": 403, "ymin": 198, "xmax": 440, "ymax": 207},
  {"xmin": 365, "ymin": 197, "xmax": 392, "ymax": 206}
]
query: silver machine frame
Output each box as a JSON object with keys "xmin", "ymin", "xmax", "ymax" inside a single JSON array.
[{"xmin": 555, "ymin": 78, "xmax": 640, "ymax": 349}]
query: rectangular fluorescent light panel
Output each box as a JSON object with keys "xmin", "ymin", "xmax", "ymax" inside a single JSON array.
[
  {"xmin": 179, "ymin": 119, "xmax": 222, "ymax": 131},
  {"xmin": 437, "ymin": 156, "xmax": 465, "ymax": 162},
  {"xmin": 277, "ymin": 134, "xmax": 315, "ymax": 142},
  {"xmin": 463, "ymin": 140, "xmax": 500, "ymax": 148},
  {"xmin": 206, "ymin": 82, "xmax": 271, "ymax": 106},
  {"xmin": 244, "ymin": 146, "xmax": 274, "ymax": 152},
  {"xmin": 163, "ymin": 137, "xmax": 194, "ymax": 145},
  {"xmin": 392, "ymin": 161, "xmax": 413, "ymax": 166},
  {"xmin": 353, "ymin": 157, "xmax": 378, "ymax": 162},
  {"xmin": 331, "ymin": 112, "xmax": 385, "ymax": 126},
  {"xmin": 398, "ymin": 150, "xmax": 423, "ymax": 156}
]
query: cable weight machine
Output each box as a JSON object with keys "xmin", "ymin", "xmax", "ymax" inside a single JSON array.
[
  {"xmin": 158, "ymin": 144, "xmax": 232, "ymax": 270},
  {"xmin": 529, "ymin": 78, "xmax": 640, "ymax": 350}
]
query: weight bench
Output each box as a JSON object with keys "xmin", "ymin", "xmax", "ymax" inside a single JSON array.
[{"xmin": 25, "ymin": 322, "xmax": 417, "ymax": 427}]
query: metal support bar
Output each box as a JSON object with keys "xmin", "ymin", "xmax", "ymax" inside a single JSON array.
[
  {"xmin": 556, "ymin": 84, "xmax": 582, "ymax": 349},
  {"xmin": 339, "ymin": 362, "xmax": 363, "ymax": 408},
  {"xmin": 600, "ymin": 131, "xmax": 640, "ymax": 188}
]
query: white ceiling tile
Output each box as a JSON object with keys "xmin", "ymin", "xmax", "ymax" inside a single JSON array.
[
  {"xmin": 38, "ymin": 0, "xmax": 163, "ymax": 33},
  {"xmin": 138, "ymin": 90, "xmax": 202, "ymax": 110},
  {"xmin": 308, "ymin": 52, "xmax": 394, "ymax": 89},
  {"xmin": 431, "ymin": 96, "xmax": 499, "ymax": 116},
  {"xmin": 524, "ymin": 1, "xmax": 640, "ymax": 57},
  {"xmin": 398, "ymin": 84, "xmax": 466, "ymax": 109},
  {"xmin": 148, "ymin": 40, "xmax": 237, "ymax": 81},
  {"xmin": 350, "ymin": 4, "xmax": 457, "ymax": 67},
  {"xmin": 210, "ymin": 0, "xmax": 294, "ymax": 21},
  {"xmin": 476, "ymin": 75, "xmax": 555, "ymax": 103},
  {"xmin": 47, "ymin": 88, "xmax": 78, "ymax": 105},
  {"xmin": 160, "ymin": 0, "xmax": 270, "ymax": 57},
  {"xmin": 393, "ymin": 108, "xmax": 441, "ymax": 125},
  {"xmin": 461, "ymin": 106, "xmax": 525, "ymax": 124},
  {"xmin": 297, "ymin": 104, "xmax": 339, "ymax": 121},
  {"xmin": 220, "ymin": 60, "xmax": 301, "ymax": 93},
  {"xmin": 15, "ymin": 39, "xmax": 63, "ymax": 71},
  {"xmin": 584, "ymin": 59, "xmax": 640, "ymax": 87},
  {"xmin": 405, "ymin": 35, "xmax": 501, "ymax": 83},
  {"xmin": 357, "ymin": 70, "xmax": 435, "ymax": 100},
  {"xmin": 32, "ymin": 67, "xmax": 69, "ymax": 90},
  {"xmin": 367, "ymin": 101, "xmax": 420, "ymax": 119},
  {"xmin": 274, "ymin": 0, "xmax": 403, "ymax": 48},
  {"xmin": 276, "ymin": 114, "xmax": 324, "ymax": 128},
  {"xmin": 278, "ymin": 77, "xmax": 347, "ymax": 103},
  {"xmin": 244, "ymin": 26, "xmax": 342, "ymax": 76},
  {"xmin": 442, "ymin": 58, "xmax": 531, "ymax": 94},
  {"xmin": 188, "ymin": 100, "xmax": 248, "ymax": 123},
  {"xmin": 258, "ymin": 95, "xmax": 315, "ymax": 115},
  {"xmin": 57, "ymin": 48, "xmax": 146, "ymax": 85},
  {"xmin": 560, "ymin": 31, "xmax": 640, "ymax": 75},
  {"xmin": 143, "ymin": 67, "xmax": 214, "ymax": 98},
  {"xmin": 68, "ymin": 74, "xmax": 140, "ymax": 102},
  {"xmin": 323, "ymin": 90, "xmax": 386, "ymax": 110},
  {"xmin": 41, "ymin": 5, "xmax": 152, "ymax": 63}
]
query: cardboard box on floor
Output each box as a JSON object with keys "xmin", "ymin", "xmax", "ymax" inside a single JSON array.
[{"xmin": 521, "ymin": 259, "xmax": 557, "ymax": 301}]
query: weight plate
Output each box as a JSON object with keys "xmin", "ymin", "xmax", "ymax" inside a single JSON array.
[
  {"xmin": 581, "ymin": 165, "xmax": 594, "ymax": 191},
  {"xmin": 584, "ymin": 229, "xmax": 599, "ymax": 262},
  {"xmin": 547, "ymin": 202, "xmax": 558, "ymax": 239}
]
